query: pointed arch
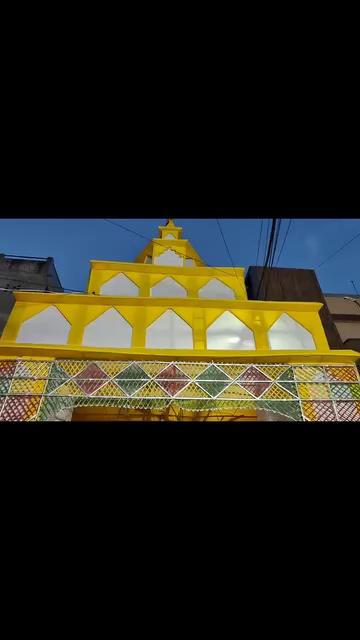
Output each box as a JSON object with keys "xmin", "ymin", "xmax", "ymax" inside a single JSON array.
[
  {"xmin": 151, "ymin": 277, "xmax": 187, "ymax": 298},
  {"xmin": 82, "ymin": 308, "xmax": 132, "ymax": 348},
  {"xmin": 16, "ymin": 306, "xmax": 71, "ymax": 345},
  {"xmin": 199, "ymin": 278, "xmax": 235, "ymax": 299},
  {"xmin": 146, "ymin": 309, "xmax": 193, "ymax": 349},
  {"xmin": 154, "ymin": 249, "xmax": 183, "ymax": 266},
  {"xmin": 100, "ymin": 273, "xmax": 139, "ymax": 296},
  {"xmin": 206, "ymin": 311, "xmax": 255, "ymax": 350},
  {"xmin": 268, "ymin": 313, "xmax": 316, "ymax": 350}
]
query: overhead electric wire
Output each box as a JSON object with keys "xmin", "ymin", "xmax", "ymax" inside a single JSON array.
[
  {"xmin": 0, "ymin": 274, "xmax": 85, "ymax": 293},
  {"xmin": 263, "ymin": 219, "xmax": 270, "ymax": 264},
  {"xmin": 264, "ymin": 219, "xmax": 282, "ymax": 300},
  {"xmin": 255, "ymin": 219, "xmax": 264, "ymax": 266},
  {"xmin": 317, "ymin": 229, "xmax": 360, "ymax": 269},
  {"xmin": 215, "ymin": 219, "xmax": 243, "ymax": 290},
  {"xmin": 275, "ymin": 219, "xmax": 292, "ymax": 267},
  {"xmin": 255, "ymin": 218, "xmax": 277, "ymax": 299},
  {"xmin": 269, "ymin": 219, "xmax": 282, "ymax": 269}
]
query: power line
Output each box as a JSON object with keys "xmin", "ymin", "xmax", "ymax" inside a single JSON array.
[
  {"xmin": 269, "ymin": 219, "xmax": 282, "ymax": 269},
  {"xmin": 255, "ymin": 219, "xmax": 277, "ymax": 299},
  {"xmin": 216, "ymin": 219, "xmax": 243, "ymax": 291},
  {"xmin": 263, "ymin": 219, "xmax": 270, "ymax": 264},
  {"xmin": 255, "ymin": 219, "xmax": 264, "ymax": 266},
  {"xmin": 275, "ymin": 219, "xmax": 292, "ymax": 267},
  {"xmin": 0, "ymin": 274, "xmax": 84, "ymax": 293},
  {"xmin": 264, "ymin": 219, "xmax": 282, "ymax": 300},
  {"xmin": 317, "ymin": 230, "xmax": 360, "ymax": 269}
]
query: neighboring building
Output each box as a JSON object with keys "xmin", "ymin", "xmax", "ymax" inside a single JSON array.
[
  {"xmin": 323, "ymin": 294, "xmax": 360, "ymax": 352},
  {"xmin": 0, "ymin": 220, "xmax": 359, "ymax": 423},
  {"xmin": 0, "ymin": 254, "xmax": 63, "ymax": 336},
  {"xmin": 245, "ymin": 266, "xmax": 344, "ymax": 349}
]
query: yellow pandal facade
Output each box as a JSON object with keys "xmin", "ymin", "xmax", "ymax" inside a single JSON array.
[{"xmin": 0, "ymin": 219, "xmax": 359, "ymax": 422}]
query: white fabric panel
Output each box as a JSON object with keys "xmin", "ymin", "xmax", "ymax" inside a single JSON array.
[
  {"xmin": 199, "ymin": 278, "xmax": 235, "ymax": 299},
  {"xmin": 206, "ymin": 311, "xmax": 255, "ymax": 350},
  {"xmin": 164, "ymin": 233, "xmax": 176, "ymax": 239},
  {"xmin": 151, "ymin": 277, "xmax": 187, "ymax": 298},
  {"xmin": 154, "ymin": 249, "xmax": 183, "ymax": 266},
  {"xmin": 100, "ymin": 273, "xmax": 139, "ymax": 296},
  {"xmin": 83, "ymin": 308, "xmax": 132, "ymax": 348},
  {"xmin": 146, "ymin": 310, "xmax": 193, "ymax": 349},
  {"xmin": 268, "ymin": 313, "xmax": 316, "ymax": 350},
  {"xmin": 16, "ymin": 306, "xmax": 71, "ymax": 345}
]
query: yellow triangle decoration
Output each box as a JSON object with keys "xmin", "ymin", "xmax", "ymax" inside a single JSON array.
[
  {"xmin": 98, "ymin": 362, "xmax": 132, "ymax": 377},
  {"xmin": 261, "ymin": 384, "xmax": 295, "ymax": 400},
  {"xmin": 256, "ymin": 365, "xmax": 289, "ymax": 380},
  {"xmin": 177, "ymin": 364, "xmax": 209, "ymax": 379},
  {"xmin": 140, "ymin": 362, "xmax": 171, "ymax": 377},
  {"xmin": 95, "ymin": 381, "xmax": 126, "ymax": 397},
  {"xmin": 53, "ymin": 380, "xmax": 85, "ymax": 396},
  {"xmin": 217, "ymin": 365, "xmax": 249, "ymax": 380},
  {"xmin": 133, "ymin": 382, "xmax": 169, "ymax": 398},
  {"xmin": 58, "ymin": 362, "xmax": 87, "ymax": 377},
  {"xmin": 176, "ymin": 382, "xmax": 211, "ymax": 398},
  {"xmin": 10, "ymin": 379, "xmax": 46, "ymax": 395},
  {"xmin": 16, "ymin": 361, "xmax": 52, "ymax": 378},
  {"xmin": 218, "ymin": 384, "xmax": 254, "ymax": 400}
]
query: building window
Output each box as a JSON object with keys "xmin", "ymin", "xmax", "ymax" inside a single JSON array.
[
  {"xmin": 164, "ymin": 233, "xmax": 176, "ymax": 240},
  {"xmin": 16, "ymin": 306, "xmax": 71, "ymax": 345},
  {"xmin": 146, "ymin": 310, "xmax": 193, "ymax": 349},
  {"xmin": 154, "ymin": 249, "xmax": 183, "ymax": 267},
  {"xmin": 199, "ymin": 278, "xmax": 235, "ymax": 299},
  {"xmin": 82, "ymin": 308, "xmax": 132, "ymax": 348},
  {"xmin": 185, "ymin": 258, "xmax": 195, "ymax": 267},
  {"xmin": 206, "ymin": 311, "xmax": 255, "ymax": 350},
  {"xmin": 268, "ymin": 313, "xmax": 316, "ymax": 350},
  {"xmin": 151, "ymin": 277, "xmax": 187, "ymax": 298},
  {"xmin": 100, "ymin": 273, "xmax": 139, "ymax": 296},
  {"xmin": 144, "ymin": 256, "xmax": 152, "ymax": 264}
]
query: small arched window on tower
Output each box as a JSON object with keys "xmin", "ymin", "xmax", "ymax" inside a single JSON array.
[
  {"xmin": 267, "ymin": 313, "xmax": 316, "ymax": 350},
  {"xmin": 146, "ymin": 310, "xmax": 193, "ymax": 349},
  {"xmin": 154, "ymin": 249, "xmax": 183, "ymax": 267}
]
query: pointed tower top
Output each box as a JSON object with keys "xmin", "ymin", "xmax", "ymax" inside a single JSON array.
[{"xmin": 158, "ymin": 219, "xmax": 182, "ymax": 240}]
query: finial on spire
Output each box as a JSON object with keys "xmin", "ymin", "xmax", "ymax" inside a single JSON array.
[{"xmin": 165, "ymin": 218, "xmax": 174, "ymax": 226}]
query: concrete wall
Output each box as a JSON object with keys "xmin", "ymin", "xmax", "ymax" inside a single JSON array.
[
  {"xmin": 323, "ymin": 295, "xmax": 360, "ymax": 351},
  {"xmin": 0, "ymin": 255, "xmax": 63, "ymax": 336},
  {"xmin": 246, "ymin": 266, "xmax": 344, "ymax": 349},
  {"xmin": 324, "ymin": 296, "xmax": 360, "ymax": 316},
  {"xmin": 336, "ymin": 322, "xmax": 360, "ymax": 342}
]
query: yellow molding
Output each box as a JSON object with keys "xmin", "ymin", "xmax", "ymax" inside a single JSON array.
[
  {"xmin": 0, "ymin": 342, "xmax": 358, "ymax": 364},
  {"xmin": 11, "ymin": 291, "xmax": 322, "ymax": 312},
  {"xmin": 89, "ymin": 260, "xmax": 244, "ymax": 276}
]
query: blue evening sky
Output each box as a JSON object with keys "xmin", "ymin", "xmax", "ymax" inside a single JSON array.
[{"xmin": 0, "ymin": 218, "xmax": 359, "ymax": 295}]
